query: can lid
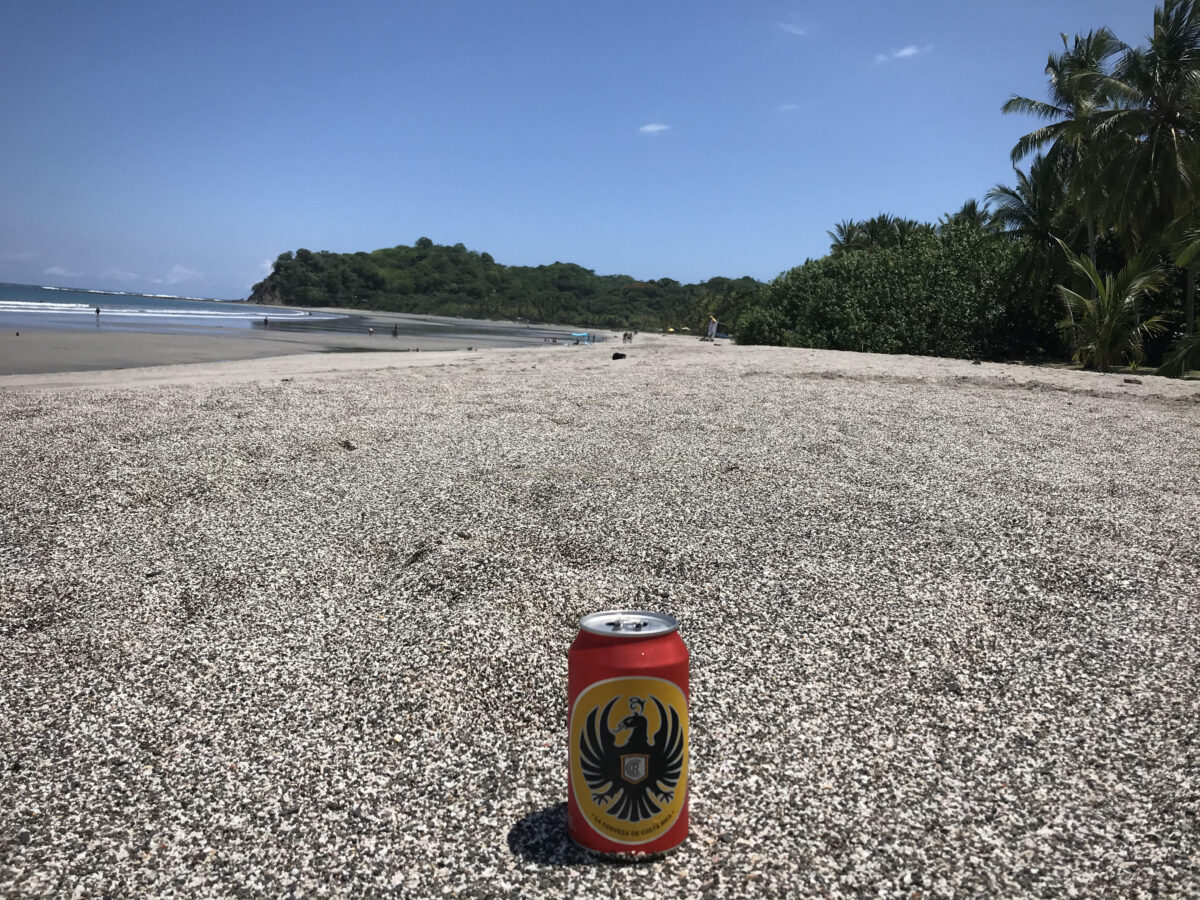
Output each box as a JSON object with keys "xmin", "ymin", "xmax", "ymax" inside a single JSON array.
[{"xmin": 579, "ymin": 609, "xmax": 679, "ymax": 637}]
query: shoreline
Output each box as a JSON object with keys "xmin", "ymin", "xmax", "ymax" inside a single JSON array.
[
  {"xmin": 2, "ymin": 333, "xmax": 1198, "ymax": 404},
  {"xmin": 0, "ymin": 313, "xmax": 595, "ymax": 378},
  {"xmin": 0, "ymin": 345, "xmax": 552, "ymax": 391}
]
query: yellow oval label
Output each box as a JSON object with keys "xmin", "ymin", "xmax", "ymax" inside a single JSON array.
[{"xmin": 569, "ymin": 676, "xmax": 688, "ymax": 845}]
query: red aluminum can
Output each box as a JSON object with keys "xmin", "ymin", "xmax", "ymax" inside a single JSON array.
[{"xmin": 567, "ymin": 610, "xmax": 689, "ymax": 855}]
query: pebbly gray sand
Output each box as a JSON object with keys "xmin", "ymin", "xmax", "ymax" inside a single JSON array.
[{"xmin": 1, "ymin": 338, "xmax": 1198, "ymax": 897}]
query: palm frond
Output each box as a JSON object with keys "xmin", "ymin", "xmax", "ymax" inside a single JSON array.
[
  {"xmin": 1174, "ymin": 226, "xmax": 1200, "ymax": 266},
  {"xmin": 1109, "ymin": 256, "xmax": 1167, "ymax": 301},
  {"xmin": 1010, "ymin": 124, "xmax": 1066, "ymax": 162},
  {"xmin": 1002, "ymin": 96, "xmax": 1068, "ymax": 120},
  {"xmin": 1158, "ymin": 331, "xmax": 1200, "ymax": 376},
  {"xmin": 1056, "ymin": 284, "xmax": 1095, "ymax": 323}
]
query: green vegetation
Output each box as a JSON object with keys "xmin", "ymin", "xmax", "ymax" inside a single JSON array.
[
  {"xmin": 738, "ymin": 223, "xmax": 1037, "ymax": 360},
  {"xmin": 1056, "ymin": 245, "xmax": 1168, "ymax": 371},
  {"xmin": 250, "ymin": 240, "xmax": 761, "ymax": 332}
]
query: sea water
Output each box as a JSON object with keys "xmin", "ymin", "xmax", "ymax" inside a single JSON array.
[
  {"xmin": 0, "ymin": 282, "xmax": 578, "ymax": 344},
  {"xmin": 0, "ymin": 282, "xmax": 341, "ymax": 334}
]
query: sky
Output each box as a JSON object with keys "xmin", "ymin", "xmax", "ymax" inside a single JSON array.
[{"xmin": 0, "ymin": 0, "xmax": 1160, "ymax": 299}]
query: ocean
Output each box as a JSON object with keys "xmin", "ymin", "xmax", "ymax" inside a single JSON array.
[
  {"xmin": 0, "ymin": 282, "xmax": 577, "ymax": 343},
  {"xmin": 0, "ymin": 282, "xmax": 337, "ymax": 334}
]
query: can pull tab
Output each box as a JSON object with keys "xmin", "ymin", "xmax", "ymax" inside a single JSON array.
[{"xmin": 606, "ymin": 618, "xmax": 648, "ymax": 632}]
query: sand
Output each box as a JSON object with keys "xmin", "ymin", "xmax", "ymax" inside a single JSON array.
[
  {"xmin": 2, "ymin": 337, "xmax": 1198, "ymax": 897},
  {"xmin": 2, "ymin": 330, "xmax": 1196, "ymax": 400}
]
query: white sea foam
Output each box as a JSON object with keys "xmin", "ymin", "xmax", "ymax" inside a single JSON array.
[
  {"xmin": 0, "ymin": 302, "xmax": 98, "ymax": 313},
  {"xmin": 40, "ymin": 286, "xmax": 224, "ymax": 302},
  {"xmin": 40, "ymin": 286, "xmax": 125, "ymax": 295},
  {"xmin": 0, "ymin": 300, "xmax": 343, "ymax": 320}
]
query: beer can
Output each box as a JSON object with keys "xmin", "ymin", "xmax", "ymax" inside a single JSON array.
[{"xmin": 567, "ymin": 609, "xmax": 689, "ymax": 855}]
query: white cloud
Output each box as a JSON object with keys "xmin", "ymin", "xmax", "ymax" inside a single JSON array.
[
  {"xmin": 3, "ymin": 250, "xmax": 37, "ymax": 262},
  {"xmin": 104, "ymin": 267, "xmax": 141, "ymax": 282},
  {"xmin": 777, "ymin": 22, "xmax": 808, "ymax": 36},
  {"xmin": 165, "ymin": 264, "xmax": 202, "ymax": 285},
  {"xmin": 877, "ymin": 43, "xmax": 933, "ymax": 63},
  {"xmin": 43, "ymin": 265, "xmax": 82, "ymax": 277},
  {"xmin": 259, "ymin": 258, "xmax": 274, "ymax": 276},
  {"xmin": 779, "ymin": 103, "xmax": 799, "ymax": 112},
  {"xmin": 638, "ymin": 123, "xmax": 670, "ymax": 135}
]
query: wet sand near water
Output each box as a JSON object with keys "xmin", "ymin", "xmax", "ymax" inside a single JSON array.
[{"xmin": 0, "ymin": 321, "xmax": 566, "ymax": 378}]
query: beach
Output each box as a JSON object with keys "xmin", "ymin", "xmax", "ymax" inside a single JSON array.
[{"xmin": 2, "ymin": 337, "xmax": 1198, "ymax": 897}]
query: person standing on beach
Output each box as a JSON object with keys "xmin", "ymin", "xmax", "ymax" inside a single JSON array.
[
  {"xmin": 707, "ymin": 315, "xmax": 718, "ymax": 340},
  {"xmin": 95, "ymin": 306, "xmax": 101, "ymax": 318}
]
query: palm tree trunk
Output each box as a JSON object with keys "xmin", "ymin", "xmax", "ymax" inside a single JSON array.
[
  {"xmin": 1188, "ymin": 261, "xmax": 1196, "ymax": 336},
  {"xmin": 1087, "ymin": 218, "xmax": 1098, "ymax": 298}
]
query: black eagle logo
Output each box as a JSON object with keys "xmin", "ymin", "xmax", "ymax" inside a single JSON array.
[{"xmin": 578, "ymin": 695, "xmax": 684, "ymax": 822}]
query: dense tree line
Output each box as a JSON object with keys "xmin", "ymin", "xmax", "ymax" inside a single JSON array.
[
  {"xmin": 738, "ymin": 222, "xmax": 1046, "ymax": 361},
  {"xmin": 737, "ymin": 0, "xmax": 1200, "ymax": 373},
  {"xmin": 249, "ymin": 238, "xmax": 762, "ymax": 332}
]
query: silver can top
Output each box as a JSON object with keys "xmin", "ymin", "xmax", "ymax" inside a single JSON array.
[{"xmin": 579, "ymin": 609, "xmax": 679, "ymax": 637}]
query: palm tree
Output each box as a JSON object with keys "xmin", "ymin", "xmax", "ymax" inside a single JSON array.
[
  {"xmin": 828, "ymin": 220, "xmax": 866, "ymax": 255},
  {"xmin": 1056, "ymin": 243, "xmax": 1168, "ymax": 371},
  {"xmin": 1087, "ymin": 2, "xmax": 1200, "ymax": 240},
  {"xmin": 827, "ymin": 215, "xmax": 933, "ymax": 255},
  {"xmin": 893, "ymin": 217, "xmax": 935, "ymax": 246},
  {"xmin": 1002, "ymin": 29, "xmax": 1124, "ymax": 268},
  {"xmin": 987, "ymin": 155, "xmax": 1071, "ymax": 307},
  {"xmin": 938, "ymin": 198, "xmax": 994, "ymax": 232},
  {"xmin": 861, "ymin": 213, "xmax": 900, "ymax": 249},
  {"xmin": 1084, "ymin": 0, "xmax": 1200, "ymax": 332}
]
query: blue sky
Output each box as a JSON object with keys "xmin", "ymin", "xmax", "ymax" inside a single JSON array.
[{"xmin": 0, "ymin": 0, "xmax": 1158, "ymax": 298}]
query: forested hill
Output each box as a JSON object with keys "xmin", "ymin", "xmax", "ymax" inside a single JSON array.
[{"xmin": 248, "ymin": 237, "xmax": 763, "ymax": 330}]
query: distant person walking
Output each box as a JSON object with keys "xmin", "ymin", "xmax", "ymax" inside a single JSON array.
[
  {"xmin": 392, "ymin": 324, "xmax": 398, "ymax": 338},
  {"xmin": 706, "ymin": 315, "xmax": 718, "ymax": 340},
  {"xmin": 95, "ymin": 306, "xmax": 101, "ymax": 318}
]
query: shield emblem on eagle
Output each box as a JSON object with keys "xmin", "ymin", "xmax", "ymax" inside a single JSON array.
[{"xmin": 621, "ymin": 753, "xmax": 649, "ymax": 784}]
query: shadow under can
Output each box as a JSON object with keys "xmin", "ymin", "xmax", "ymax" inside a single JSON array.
[{"xmin": 507, "ymin": 803, "xmax": 666, "ymax": 867}]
